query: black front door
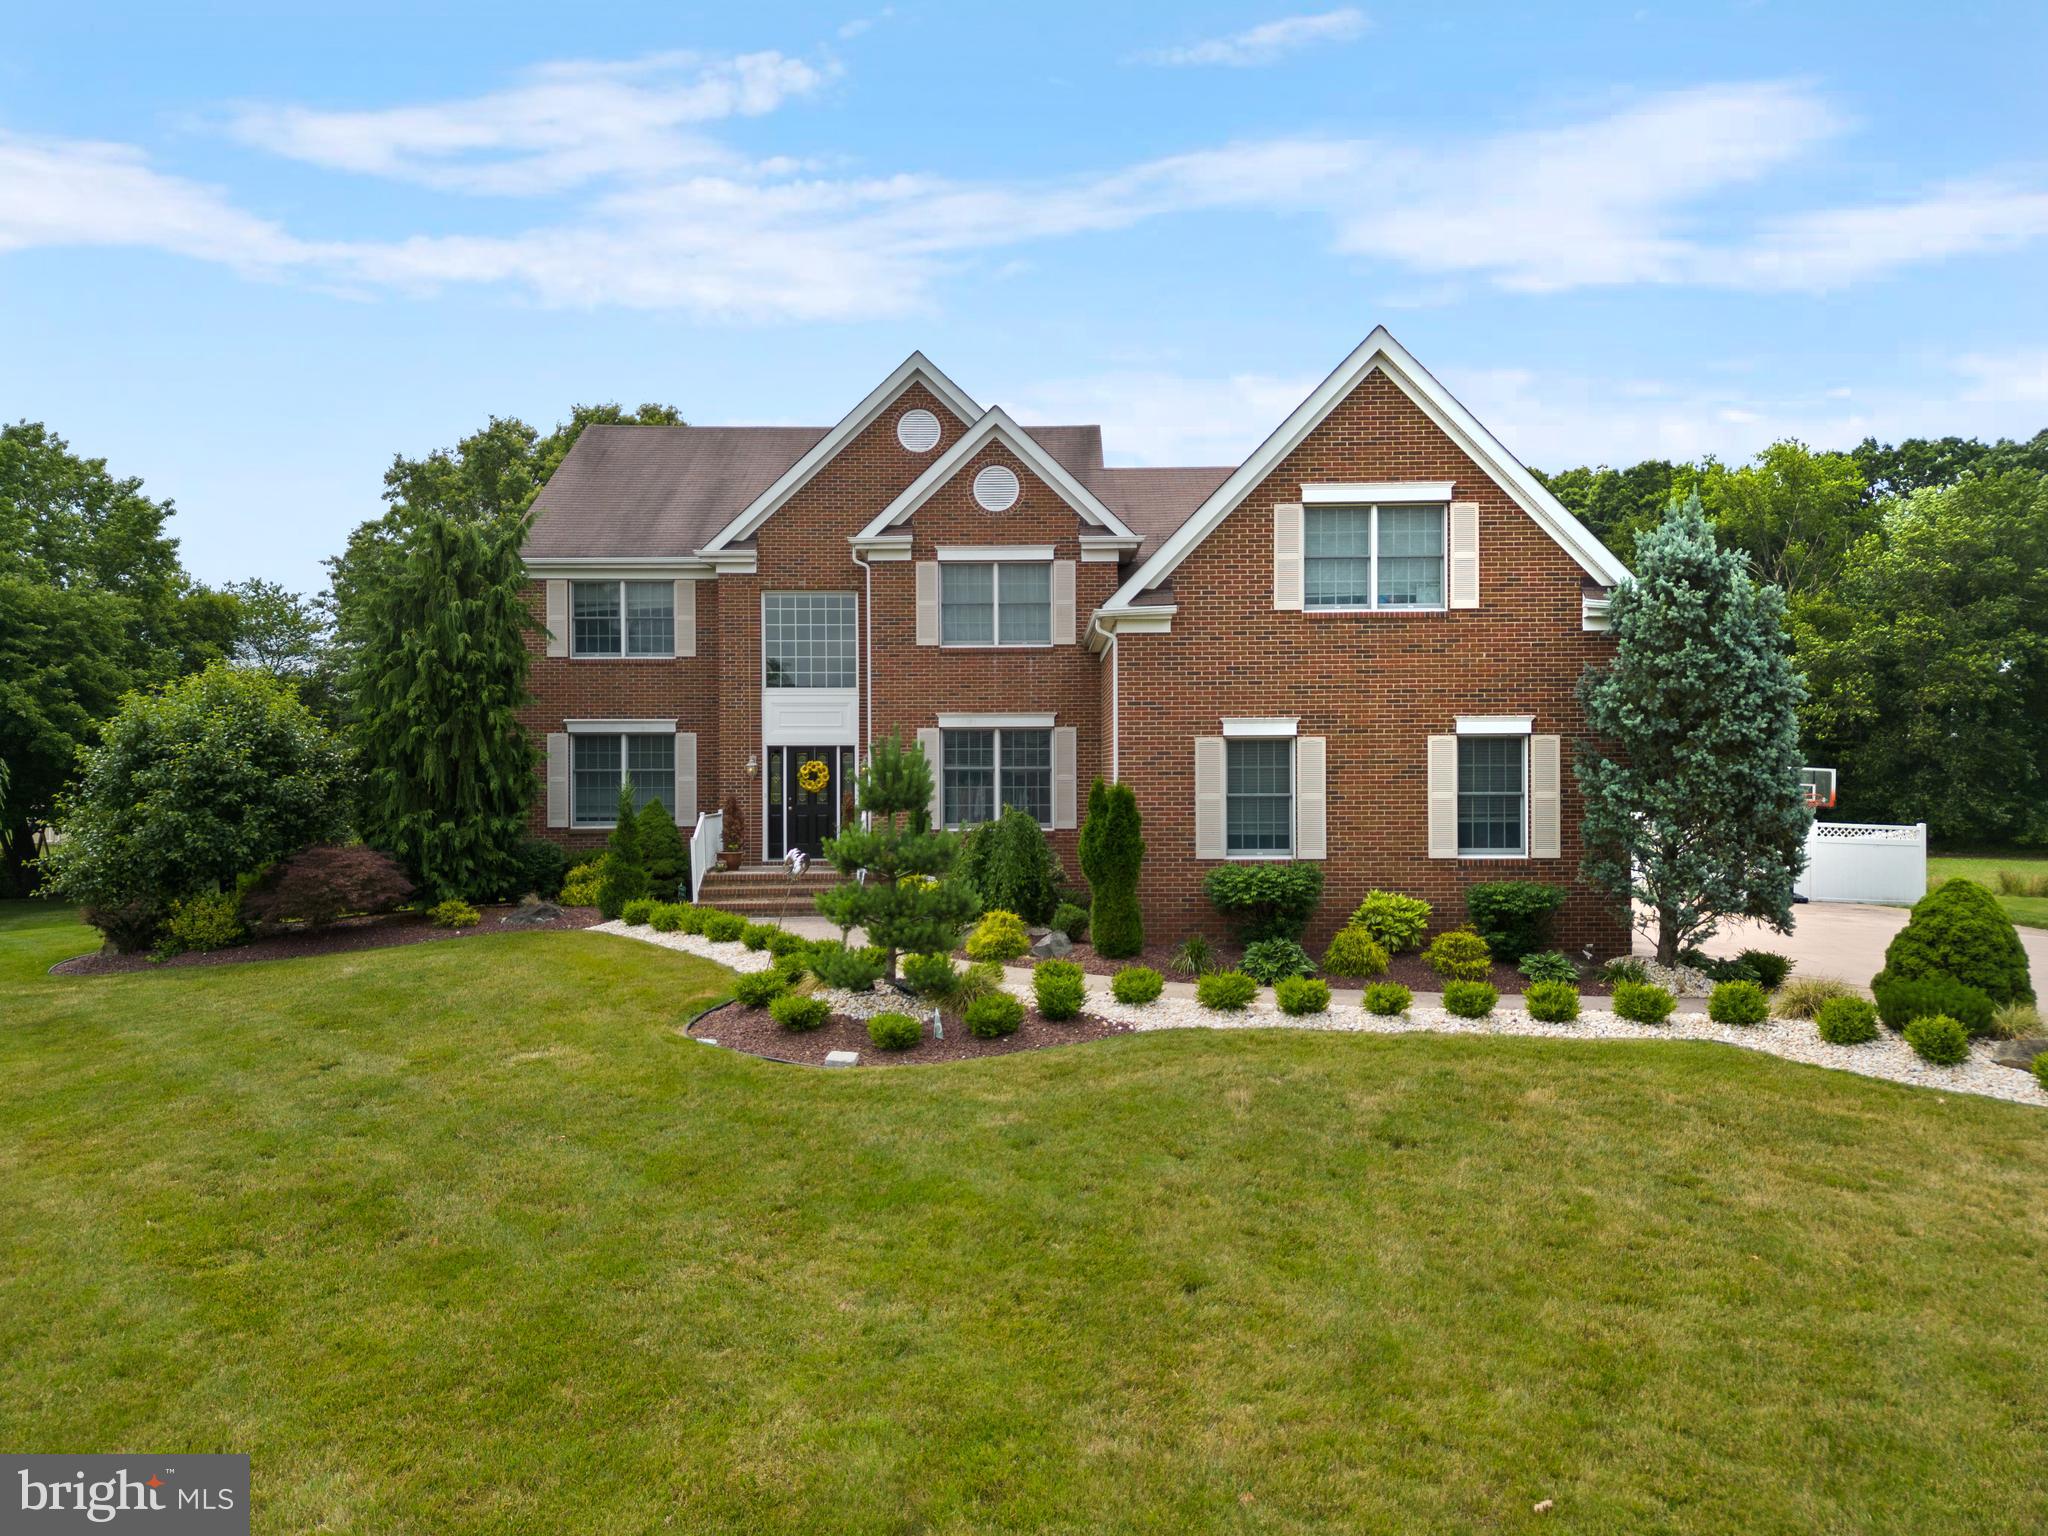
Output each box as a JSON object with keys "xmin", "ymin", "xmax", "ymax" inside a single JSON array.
[{"xmin": 785, "ymin": 747, "xmax": 839, "ymax": 856}]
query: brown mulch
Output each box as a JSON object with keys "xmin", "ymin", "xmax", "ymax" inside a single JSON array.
[
  {"xmin": 50, "ymin": 905, "xmax": 604, "ymax": 976},
  {"xmin": 689, "ymin": 1000, "xmax": 1132, "ymax": 1066}
]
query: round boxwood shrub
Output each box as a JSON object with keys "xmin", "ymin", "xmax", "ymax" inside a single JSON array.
[
  {"xmin": 648, "ymin": 902, "xmax": 684, "ymax": 932},
  {"xmin": 1274, "ymin": 976, "xmax": 1330, "ymax": 1016},
  {"xmin": 740, "ymin": 922, "xmax": 777, "ymax": 951},
  {"xmin": 1882, "ymin": 877, "xmax": 2034, "ymax": 1006},
  {"xmin": 1111, "ymin": 966, "xmax": 1164, "ymax": 1005},
  {"xmin": 1441, "ymin": 980, "xmax": 1498, "ymax": 1018},
  {"xmin": 1611, "ymin": 980, "xmax": 1677, "ymax": 1025},
  {"xmin": 732, "ymin": 969, "xmax": 787, "ymax": 1008},
  {"xmin": 964, "ymin": 991, "xmax": 1025, "ymax": 1038},
  {"xmin": 430, "ymin": 898, "xmax": 481, "ymax": 928},
  {"xmin": 1423, "ymin": 928, "xmax": 1492, "ymax": 982},
  {"xmin": 769, "ymin": 993, "xmax": 831, "ymax": 1033},
  {"xmin": 155, "ymin": 893, "xmax": 247, "ymax": 958},
  {"xmin": 1033, "ymin": 959, "xmax": 1087, "ymax": 1021},
  {"xmin": 1242, "ymin": 937, "xmax": 1316, "ymax": 984},
  {"xmin": 1464, "ymin": 879, "xmax": 1566, "ymax": 962},
  {"xmin": 1814, "ymin": 994, "xmax": 1880, "ymax": 1045},
  {"xmin": 901, "ymin": 950, "xmax": 960, "ymax": 998},
  {"xmin": 1872, "ymin": 972, "xmax": 1996, "ymax": 1037},
  {"xmin": 1349, "ymin": 890, "xmax": 1432, "ymax": 953},
  {"xmin": 559, "ymin": 860, "xmax": 603, "ymax": 908},
  {"xmin": 1196, "ymin": 969, "xmax": 1258, "ymax": 1012},
  {"xmin": 965, "ymin": 909, "xmax": 1031, "ymax": 963},
  {"xmin": 867, "ymin": 1011, "xmax": 923, "ymax": 1051},
  {"xmin": 702, "ymin": 910, "xmax": 747, "ymax": 943},
  {"xmin": 1904, "ymin": 1013, "xmax": 1971, "ymax": 1066},
  {"xmin": 1523, "ymin": 980, "xmax": 1580, "ymax": 1022},
  {"xmin": 1362, "ymin": 981, "xmax": 1412, "ymax": 1016},
  {"xmin": 1321, "ymin": 925, "xmax": 1390, "ymax": 979},
  {"xmin": 1708, "ymin": 980, "xmax": 1770, "ymax": 1026},
  {"xmin": 1735, "ymin": 949, "xmax": 1794, "ymax": 990},
  {"xmin": 620, "ymin": 897, "xmax": 656, "ymax": 926},
  {"xmin": 676, "ymin": 903, "xmax": 708, "ymax": 935}
]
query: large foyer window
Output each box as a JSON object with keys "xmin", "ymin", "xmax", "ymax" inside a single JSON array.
[
  {"xmin": 1457, "ymin": 736, "xmax": 1526, "ymax": 856},
  {"xmin": 763, "ymin": 592, "xmax": 856, "ymax": 688},
  {"xmin": 572, "ymin": 733, "xmax": 674, "ymax": 826},
  {"xmin": 1304, "ymin": 505, "xmax": 1445, "ymax": 610},
  {"xmin": 572, "ymin": 580, "xmax": 674, "ymax": 657},
  {"xmin": 941, "ymin": 562, "xmax": 1052, "ymax": 646},
  {"xmin": 941, "ymin": 728, "xmax": 1052, "ymax": 827}
]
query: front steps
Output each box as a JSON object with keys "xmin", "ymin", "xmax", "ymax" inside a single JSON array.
[{"xmin": 695, "ymin": 863, "xmax": 844, "ymax": 916}]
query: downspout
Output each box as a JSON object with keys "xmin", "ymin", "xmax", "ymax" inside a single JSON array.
[
  {"xmin": 1108, "ymin": 631, "xmax": 1119, "ymax": 783},
  {"xmin": 851, "ymin": 546, "xmax": 874, "ymax": 829}
]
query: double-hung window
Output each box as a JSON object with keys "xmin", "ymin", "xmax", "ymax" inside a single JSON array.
[
  {"xmin": 763, "ymin": 592, "xmax": 857, "ymax": 688},
  {"xmin": 941, "ymin": 728, "xmax": 1052, "ymax": 827},
  {"xmin": 941, "ymin": 561, "xmax": 1052, "ymax": 646},
  {"xmin": 1304, "ymin": 504, "xmax": 1445, "ymax": 610},
  {"xmin": 1226, "ymin": 738, "xmax": 1293, "ymax": 855},
  {"xmin": 572, "ymin": 580, "xmax": 674, "ymax": 657},
  {"xmin": 571, "ymin": 732, "xmax": 674, "ymax": 826},
  {"xmin": 1457, "ymin": 736, "xmax": 1526, "ymax": 856}
]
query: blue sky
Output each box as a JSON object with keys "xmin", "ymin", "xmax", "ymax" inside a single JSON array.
[{"xmin": 4, "ymin": 1, "xmax": 2045, "ymax": 594}]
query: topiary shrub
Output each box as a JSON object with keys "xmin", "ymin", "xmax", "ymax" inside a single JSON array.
[
  {"xmin": 430, "ymin": 898, "xmax": 480, "ymax": 928},
  {"xmin": 1611, "ymin": 979, "xmax": 1677, "ymax": 1025},
  {"xmin": 1815, "ymin": 994, "xmax": 1880, "ymax": 1045},
  {"xmin": 1517, "ymin": 950, "xmax": 1578, "ymax": 985},
  {"xmin": 1241, "ymin": 937, "xmax": 1316, "ymax": 984},
  {"xmin": 1349, "ymin": 890, "xmax": 1432, "ymax": 953},
  {"xmin": 620, "ymin": 898, "xmax": 656, "ymax": 926},
  {"xmin": 1052, "ymin": 901, "xmax": 1090, "ymax": 943},
  {"xmin": 649, "ymin": 903, "xmax": 684, "ymax": 932},
  {"xmin": 1441, "ymin": 980, "xmax": 1498, "ymax": 1018},
  {"xmin": 1881, "ymin": 877, "xmax": 2034, "ymax": 1006},
  {"xmin": 1321, "ymin": 925, "xmax": 1390, "ymax": 979},
  {"xmin": 1196, "ymin": 970, "xmax": 1257, "ymax": 1011},
  {"xmin": 154, "ymin": 892, "xmax": 247, "ymax": 958},
  {"xmin": 1905, "ymin": 1013, "xmax": 1971, "ymax": 1066},
  {"xmin": 1465, "ymin": 880, "xmax": 1566, "ymax": 962},
  {"xmin": 770, "ymin": 993, "xmax": 831, "ymax": 1033},
  {"xmin": 868, "ymin": 1012, "xmax": 923, "ymax": 1051},
  {"xmin": 1773, "ymin": 976, "xmax": 1850, "ymax": 1019},
  {"xmin": 1363, "ymin": 981, "xmax": 1412, "ymax": 1016},
  {"xmin": 635, "ymin": 796, "xmax": 685, "ymax": 901},
  {"xmin": 1203, "ymin": 862, "xmax": 1324, "ymax": 943},
  {"xmin": 1523, "ymin": 980, "xmax": 1580, "ymax": 1022},
  {"xmin": 1736, "ymin": 949, "xmax": 1794, "ymax": 990},
  {"xmin": 740, "ymin": 922, "xmax": 776, "ymax": 951},
  {"xmin": 955, "ymin": 805, "xmax": 1061, "ymax": 925},
  {"xmin": 1275, "ymin": 976, "xmax": 1330, "ymax": 1016},
  {"xmin": 811, "ymin": 942, "xmax": 887, "ymax": 993},
  {"xmin": 965, "ymin": 909, "xmax": 1031, "ymax": 962},
  {"xmin": 732, "ymin": 970, "xmax": 787, "ymax": 1008},
  {"xmin": 1423, "ymin": 928, "xmax": 1492, "ymax": 982},
  {"xmin": 1708, "ymin": 979, "xmax": 1770, "ymax": 1026},
  {"xmin": 901, "ymin": 951, "xmax": 960, "ymax": 998},
  {"xmin": 559, "ymin": 860, "xmax": 603, "ymax": 908},
  {"xmin": 702, "ymin": 910, "xmax": 747, "ymax": 943},
  {"xmin": 1034, "ymin": 959, "xmax": 1086, "ymax": 1021},
  {"xmin": 1111, "ymin": 966, "xmax": 1164, "ymax": 1005},
  {"xmin": 964, "ymin": 991, "xmax": 1025, "ymax": 1038},
  {"xmin": 238, "ymin": 844, "xmax": 418, "ymax": 933},
  {"xmin": 1078, "ymin": 779, "xmax": 1145, "ymax": 958},
  {"xmin": 1872, "ymin": 972, "xmax": 1995, "ymax": 1037}
]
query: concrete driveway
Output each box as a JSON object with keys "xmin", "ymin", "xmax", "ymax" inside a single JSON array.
[{"xmin": 1648, "ymin": 902, "xmax": 2048, "ymax": 991}]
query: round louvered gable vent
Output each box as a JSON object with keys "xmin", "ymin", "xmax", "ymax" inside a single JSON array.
[
  {"xmin": 973, "ymin": 465, "xmax": 1020, "ymax": 512},
  {"xmin": 896, "ymin": 408, "xmax": 940, "ymax": 453}
]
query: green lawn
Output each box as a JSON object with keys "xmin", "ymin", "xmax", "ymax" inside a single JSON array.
[
  {"xmin": 4, "ymin": 901, "xmax": 2046, "ymax": 1534},
  {"xmin": 1930, "ymin": 850, "xmax": 2048, "ymax": 929}
]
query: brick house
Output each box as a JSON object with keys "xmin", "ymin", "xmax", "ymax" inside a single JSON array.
[{"xmin": 518, "ymin": 328, "xmax": 1633, "ymax": 951}]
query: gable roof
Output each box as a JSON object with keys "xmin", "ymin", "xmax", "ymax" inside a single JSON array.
[
  {"xmin": 698, "ymin": 351, "xmax": 980, "ymax": 552},
  {"xmin": 1104, "ymin": 327, "xmax": 1631, "ymax": 612}
]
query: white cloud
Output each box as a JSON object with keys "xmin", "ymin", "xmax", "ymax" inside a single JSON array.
[
  {"xmin": 1954, "ymin": 349, "xmax": 2048, "ymax": 405},
  {"xmin": 1008, "ymin": 370, "xmax": 1321, "ymax": 464},
  {"xmin": 1728, "ymin": 181, "xmax": 2048, "ymax": 291},
  {"xmin": 1142, "ymin": 9, "xmax": 1369, "ymax": 68}
]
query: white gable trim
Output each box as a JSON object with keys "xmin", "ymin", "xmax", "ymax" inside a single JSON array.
[
  {"xmin": 1104, "ymin": 327, "xmax": 1630, "ymax": 612},
  {"xmin": 700, "ymin": 352, "xmax": 981, "ymax": 553},
  {"xmin": 853, "ymin": 407, "xmax": 1137, "ymax": 542}
]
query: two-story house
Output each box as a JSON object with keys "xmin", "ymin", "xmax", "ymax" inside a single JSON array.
[{"xmin": 518, "ymin": 328, "xmax": 1633, "ymax": 951}]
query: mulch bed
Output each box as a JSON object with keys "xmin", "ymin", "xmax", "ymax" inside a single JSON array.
[
  {"xmin": 50, "ymin": 905, "xmax": 603, "ymax": 976},
  {"xmin": 1001, "ymin": 936, "xmax": 1619, "ymax": 997},
  {"xmin": 690, "ymin": 1000, "xmax": 1132, "ymax": 1066}
]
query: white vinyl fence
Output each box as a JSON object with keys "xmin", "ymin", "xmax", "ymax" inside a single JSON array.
[{"xmin": 1796, "ymin": 821, "xmax": 1926, "ymax": 905}]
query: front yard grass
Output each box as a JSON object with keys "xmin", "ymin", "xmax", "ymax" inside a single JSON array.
[
  {"xmin": 3, "ymin": 900, "xmax": 2046, "ymax": 1534},
  {"xmin": 1930, "ymin": 849, "xmax": 2048, "ymax": 929}
]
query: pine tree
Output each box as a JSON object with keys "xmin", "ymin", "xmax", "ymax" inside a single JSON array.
[
  {"xmin": 814, "ymin": 733, "xmax": 978, "ymax": 979},
  {"xmin": 636, "ymin": 794, "xmax": 685, "ymax": 900},
  {"xmin": 1577, "ymin": 492, "xmax": 1811, "ymax": 964},
  {"xmin": 596, "ymin": 783, "xmax": 647, "ymax": 919},
  {"xmin": 1079, "ymin": 778, "xmax": 1145, "ymax": 957}
]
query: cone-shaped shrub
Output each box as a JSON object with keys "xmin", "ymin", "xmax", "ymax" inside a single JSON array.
[{"xmin": 1880, "ymin": 877, "xmax": 2033, "ymax": 1006}]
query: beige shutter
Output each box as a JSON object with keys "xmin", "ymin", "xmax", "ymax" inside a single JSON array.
[
  {"xmin": 1194, "ymin": 736, "xmax": 1226, "ymax": 859},
  {"xmin": 674, "ymin": 731, "xmax": 698, "ymax": 827},
  {"xmin": 1295, "ymin": 736, "xmax": 1327, "ymax": 860},
  {"xmin": 916, "ymin": 727, "xmax": 943, "ymax": 825},
  {"xmin": 915, "ymin": 561, "xmax": 940, "ymax": 645},
  {"xmin": 1052, "ymin": 560, "xmax": 1077, "ymax": 645},
  {"xmin": 546, "ymin": 732, "xmax": 570, "ymax": 828},
  {"xmin": 1529, "ymin": 733, "xmax": 1561, "ymax": 860},
  {"xmin": 1427, "ymin": 734, "xmax": 1458, "ymax": 858},
  {"xmin": 1449, "ymin": 501, "xmax": 1480, "ymax": 609},
  {"xmin": 673, "ymin": 579, "xmax": 696, "ymax": 658},
  {"xmin": 1051, "ymin": 726, "xmax": 1078, "ymax": 828},
  {"xmin": 545, "ymin": 580, "xmax": 569, "ymax": 657},
  {"xmin": 1272, "ymin": 503, "xmax": 1304, "ymax": 611}
]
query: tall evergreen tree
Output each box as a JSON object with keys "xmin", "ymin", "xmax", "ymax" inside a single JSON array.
[
  {"xmin": 1577, "ymin": 493, "xmax": 1811, "ymax": 964},
  {"xmin": 1078, "ymin": 778, "xmax": 1145, "ymax": 958}
]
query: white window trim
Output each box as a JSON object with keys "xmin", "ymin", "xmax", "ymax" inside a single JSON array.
[
  {"xmin": 569, "ymin": 726, "xmax": 676, "ymax": 830},
  {"xmin": 1456, "ymin": 734, "xmax": 1529, "ymax": 860},
  {"xmin": 1302, "ymin": 481, "xmax": 1454, "ymax": 504},
  {"xmin": 1225, "ymin": 735, "xmax": 1296, "ymax": 860},
  {"xmin": 1455, "ymin": 715, "xmax": 1533, "ymax": 736},
  {"xmin": 570, "ymin": 578, "xmax": 676, "ymax": 659},
  {"xmin": 935, "ymin": 545, "xmax": 1055, "ymax": 562},
  {"xmin": 1301, "ymin": 503, "xmax": 1450, "ymax": 615},
  {"xmin": 760, "ymin": 590, "xmax": 860, "ymax": 692},
  {"xmin": 938, "ymin": 725, "xmax": 1055, "ymax": 830},
  {"xmin": 939, "ymin": 559, "xmax": 1054, "ymax": 650},
  {"xmin": 938, "ymin": 712, "xmax": 1056, "ymax": 729},
  {"xmin": 1220, "ymin": 717, "xmax": 1299, "ymax": 739}
]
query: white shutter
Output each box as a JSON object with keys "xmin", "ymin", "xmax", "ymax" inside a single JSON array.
[
  {"xmin": 1051, "ymin": 726, "xmax": 1078, "ymax": 828},
  {"xmin": 545, "ymin": 580, "xmax": 569, "ymax": 657},
  {"xmin": 1272, "ymin": 503, "xmax": 1304, "ymax": 611},
  {"xmin": 546, "ymin": 732, "xmax": 570, "ymax": 828},
  {"xmin": 1194, "ymin": 736, "xmax": 1226, "ymax": 859},
  {"xmin": 1427, "ymin": 734, "xmax": 1458, "ymax": 858},
  {"xmin": 1449, "ymin": 501, "xmax": 1480, "ymax": 609},
  {"xmin": 1295, "ymin": 735, "xmax": 1327, "ymax": 860},
  {"xmin": 673, "ymin": 579, "xmax": 696, "ymax": 658},
  {"xmin": 916, "ymin": 727, "xmax": 943, "ymax": 826},
  {"xmin": 915, "ymin": 561, "xmax": 940, "ymax": 645},
  {"xmin": 674, "ymin": 731, "xmax": 698, "ymax": 827},
  {"xmin": 1529, "ymin": 733, "xmax": 1561, "ymax": 860},
  {"xmin": 1052, "ymin": 560, "xmax": 1077, "ymax": 645}
]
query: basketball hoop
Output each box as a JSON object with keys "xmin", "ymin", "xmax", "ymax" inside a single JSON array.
[{"xmin": 1799, "ymin": 767, "xmax": 1837, "ymax": 810}]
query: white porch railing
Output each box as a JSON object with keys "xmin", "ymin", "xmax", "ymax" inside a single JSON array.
[
  {"xmin": 688, "ymin": 809, "xmax": 723, "ymax": 902},
  {"xmin": 1796, "ymin": 821, "xmax": 1926, "ymax": 904}
]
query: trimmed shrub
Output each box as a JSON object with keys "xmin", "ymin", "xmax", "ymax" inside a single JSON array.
[
  {"xmin": 1203, "ymin": 862, "xmax": 1324, "ymax": 943},
  {"xmin": 1034, "ymin": 959, "xmax": 1086, "ymax": 1021},
  {"xmin": 1441, "ymin": 980, "xmax": 1498, "ymax": 1018},
  {"xmin": 1349, "ymin": 890, "xmax": 1432, "ymax": 954},
  {"xmin": 430, "ymin": 898, "xmax": 480, "ymax": 928},
  {"xmin": 1708, "ymin": 980, "xmax": 1770, "ymax": 1026},
  {"xmin": 1991, "ymin": 1002, "xmax": 2044, "ymax": 1041},
  {"xmin": 620, "ymin": 898, "xmax": 656, "ymax": 926},
  {"xmin": 507, "ymin": 837, "xmax": 568, "ymax": 902},
  {"xmin": 1736, "ymin": 949, "xmax": 1794, "ymax": 990},
  {"xmin": 740, "ymin": 922, "xmax": 776, "ymax": 951},
  {"xmin": 635, "ymin": 796, "xmax": 685, "ymax": 901},
  {"xmin": 1872, "ymin": 972, "xmax": 1995, "ymax": 1037},
  {"xmin": 1111, "ymin": 966, "xmax": 1164, "ymax": 1005},
  {"xmin": 901, "ymin": 951, "xmax": 960, "ymax": 999},
  {"xmin": 964, "ymin": 991, "xmax": 1025, "ymax": 1038},
  {"xmin": 763, "ymin": 926, "xmax": 807, "ymax": 958},
  {"xmin": 732, "ymin": 970, "xmax": 787, "ymax": 1008},
  {"xmin": 1052, "ymin": 901, "xmax": 1090, "ymax": 943},
  {"xmin": 1465, "ymin": 880, "xmax": 1566, "ymax": 962},
  {"xmin": 649, "ymin": 903, "xmax": 685, "ymax": 933},
  {"xmin": 1773, "ymin": 976, "xmax": 1850, "ymax": 1019},
  {"xmin": 956, "ymin": 806, "xmax": 1061, "ymax": 925},
  {"xmin": 1241, "ymin": 937, "xmax": 1316, "ymax": 984},
  {"xmin": 1815, "ymin": 995, "xmax": 1880, "ymax": 1045},
  {"xmin": 1077, "ymin": 779, "xmax": 1145, "ymax": 957},
  {"xmin": 1905, "ymin": 1013, "xmax": 1971, "ymax": 1065},
  {"xmin": 811, "ymin": 942, "xmax": 887, "ymax": 993},
  {"xmin": 702, "ymin": 910, "xmax": 747, "ymax": 943},
  {"xmin": 1882, "ymin": 877, "xmax": 2034, "ymax": 1006},
  {"xmin": 1611, "ymin": 980, "xmax": 1676, "ymax": 1025},
  {"xmin": 1275, "ymin": 976, "xmax": 1330, "ymax": 1015},
  {"xmin": 677, "ymin": 903, "xmax": 709, "ymax": 936},
  {"xmin": 1362, "ymin": 981, "xmax": 1412, "ymax": 1016},
  {"xmin": 239, "ymin": 844, "xmax": 417, "ymax": 932},
  {"xmin": 1423, "ymin": 928, "xmax": 1492, "ymax": 982},
  {"xmin": 1196, "ymin": 970, "xmax": 1258, "ymax": 1011},
  {"xmin": 770, "ymin": 993, "xmax": 831, "ymax": 1032},
  {"xmin": 965, "ymin": 909, "xmax": 1032, "ymax": 962},
  {"xmin": 1517, "ymin": 950, "xmax": 1578, "ymax": 985},
  {"xmin": 1321, "ymin": 925, "xmax": 1390, "ymax": 979},
  {"xmin": 867, "ymin": 1012, "xmax": 923, "ymax": 1051},
  {"xmin": 155, "ymin": 892, "xmax": 246, "ymax": 958},
  {"xmin": 1523, "ymin": 981, "xmax": 1580, "ymax": 1022},
  {"xmin": 1168, "ymin": 935, "xmax": 1214, "ymax": 978},
  {"xmin": 559, "ymin": 860, "xmax": 603, "ymax": 908}
]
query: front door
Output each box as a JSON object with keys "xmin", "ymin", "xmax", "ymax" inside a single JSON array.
[{"xmin": 784, "ymin": 747, "xmax": 839, "ymax": 857}]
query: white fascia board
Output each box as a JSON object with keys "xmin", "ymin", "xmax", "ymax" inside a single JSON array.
[
  {"xmin": 848, "ymin": 533, "xmax": 913, "ymax": 561},
  {"xmin": 1221, "ymin": 717, "xmax": 1299, "ymax": 738},
  {"xmin": 1079, "ymin": 533, "xmax": 1141, "ymax": 562},
  {"xmin": 1086, "ymin": 603, "xmax": 1175, "ymax": 653},
  {"xmin": 1301, "ymin": 481, "xmax": 1455, "ymax": 504},
  {"xmin": 527, "ymin": 558, "xmax": 714, "ymax": 579},
  {"xmin": 1455, "ymin": 715, "xmax": 1534, "ymax": 736},
  {"xmin": 1109, "ymin": 327, "xmax": 1632, "ymax": 607},
  {"xmin": 700, "ymin": 351, "xmax": 981, "ymax": 552},
  {"xmin": 566, "ymin": 717, "xmax": 680, "ymax": 734},
  {"xmin": 937, "ymin": 712, "xmax": 1057, "ymax": 729},
  {"xmin": 853, "ymin": 407, "xmax": 1137, "ymax": 542},
  {"xmin": 935, "ymin": 545, "xmax": 1056, "ymax": 562}
]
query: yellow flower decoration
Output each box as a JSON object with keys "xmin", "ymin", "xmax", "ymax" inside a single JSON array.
[{"xmin": 797, "ymin": 757, "xmax": 830, "ymax": 793}]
